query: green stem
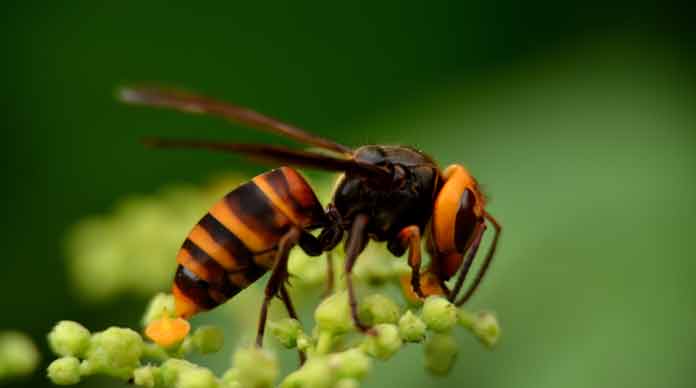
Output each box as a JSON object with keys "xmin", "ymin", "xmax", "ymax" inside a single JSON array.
[{"xmin": 316, "ymin": 332, "xmax": 333, "ymax": 355}]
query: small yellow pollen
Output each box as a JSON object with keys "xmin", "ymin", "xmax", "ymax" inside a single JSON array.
[{"xmin": 144, "ymin": 317, "xmax": 190, "ymax": 347}]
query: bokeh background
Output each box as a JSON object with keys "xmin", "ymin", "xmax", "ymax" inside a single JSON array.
[{"xmin": 3, "ymin": 1, "xmax": 695, "ymax": 387}]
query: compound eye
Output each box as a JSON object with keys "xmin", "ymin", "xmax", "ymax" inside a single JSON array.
[{"xmin": 454, "ymin": 189, "xmax": 478, "ymax": 252}]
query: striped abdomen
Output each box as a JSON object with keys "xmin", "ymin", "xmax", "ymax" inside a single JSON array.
[{"xmin": 173, "ymin": 167, "xmax": 326, "ymax": 318}]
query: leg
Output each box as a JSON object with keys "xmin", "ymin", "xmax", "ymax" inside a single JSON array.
[
  {"xmin": 279, "ymin": 285, "xmax": 306, "ymax": 364},
  {"xmin": 256, "ymin": 227, "xmax": 301, "ymax": 347},
  {"xmin": 344, "ymin": 214, "xmax": 371, "ymax": 333},
  {"xmin": 324, "ymin": 251, "xmax": 334, "ymax": 296},
  {"xmin": 448, "ymin": 223, "xmax": 486, "ymax": 302},
  {"xmin": 455, "ymin": 212, "xmax": 502, "ymax": 306},
  {"xmin": 388, "ymin": 225, "xmax": 424, "ymax": 297}
]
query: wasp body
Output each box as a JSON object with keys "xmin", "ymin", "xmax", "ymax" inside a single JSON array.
[
  {"xmin": 120, "ymin": 86, "xmax": 501, "ymax": 349},
  {"xmin": 173, "ymin": 167, "xmax": 326, "ymax": 318}
]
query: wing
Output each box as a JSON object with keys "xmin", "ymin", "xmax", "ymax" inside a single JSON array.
[
  {"xmin": 143, "ymin": 137, "xmax": 390, "ymax": 180},
  {"xmin": 118, "ymin": 85, "xmax": 352, "ymax": 155}
]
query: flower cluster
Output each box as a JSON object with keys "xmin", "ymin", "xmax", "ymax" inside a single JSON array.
[
  {"xmin": 52, "ymin": 171, "xmax": 502, "ymax": 387},
  {"xmin": 46, "ymin": 292, "xmax": 499, "ymax": 387}
]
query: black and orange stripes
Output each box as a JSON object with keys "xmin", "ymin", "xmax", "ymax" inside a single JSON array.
[
  {"xmin": 252, "ymin": 167, "xmax": 327, "ymax": 228},
  {"xmin": 172, "ymin": 167, "xmax": 327, "ymax": 318}
]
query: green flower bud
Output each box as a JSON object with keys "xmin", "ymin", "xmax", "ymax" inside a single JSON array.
[
  {"xmin": 133, "ymin": 365, "xmax": 160, "ymax": 388},
  {"xmin": 160, "ymin": 359, "xmax": 192, "ymax": 387},
  {"xmin": 175, "ymin": 337, "xmax": 194, "ymax": 357},
  {"xmin": 0, "ymin": 331, "xmax": 40, "ymax": 379},
  {"xmin": 142, "ymin": 293, "xmax": 176, "ymax": 327},
  {"xmin": 358, "ymin": 294, "xmax": 400, "ymax": 325},
  {"xmin": 192, "ymin": 326, "xmax": 224, "ymax": 354},
  {"xmin": 268, "ymin": 318, "xmax": 302, "ymax": 348},
  {"xmin": 231, "ymin": 347, "xmax": 278, "ymax": 388},
  {"xmin": 143, "ymin": 342, "xmax": 169, "ymax": 361},
  {"xmin": 472, "ymin": 312, "xmax": 501, "ymax": 348},
  {"xmin": 47, "ymin": 357, "xmax": 81, "ymax": 385},
  {"xmin": 314, "ymin": 292, "xmax": 352, "ymax": 334},
  {"xmin": 421, "ymin": 297, "xmax": 457, "ymax": 333},
  {"xmin": 398, "ymin": 311, "xmax": 426, "ymax": 343},
  {"xmin": 328, "ymin": 348, "xmax": 371, "ymax": 380},
  {"xmin": 424, "ymin": 333, "xmax": 458, "ymax": 376},
  {"xmin": 361, "ymin": 324, "xmax": 402, "ymax": 360},
  {"xmin": 287, "ymin": 249, "xmax": 326, "ymax": 286},
  {"xmin": 177, "ymin": 367, "xmax": 219, "ymax": 388},
  {"xmin": 221, "ymin": 368, "xmax": 241, "ymax": 388},
  {"xmin": 296, "ymin": 332, "xmax": 312, "ymax": 353},
  {"xmin": 334, "ymin": 379, "xmax": 360, "ymax": 388},
  {"xmin": 280, "ymin": 358, "xmax": 333, "ymax": 388},
  {"xmin": 47, "ymin": 321, "xmax": 91, "ymax": 357},
  {"xmin": 82, "ymin": 327, "xmax": 144, "ymax": 379},
  {"xmin": 161, "ymin": 359, "xmax": 219, "ymax": 388}
]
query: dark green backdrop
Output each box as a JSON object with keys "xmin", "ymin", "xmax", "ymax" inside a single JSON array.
[{"xmin": 3, "ymin": 1, "xmax": 695, "ymax": 388}]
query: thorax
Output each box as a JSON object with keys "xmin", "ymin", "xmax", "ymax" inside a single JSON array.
[{"xmin": 331, "ymin": 145, "xmax": 441, "ymax": 241}]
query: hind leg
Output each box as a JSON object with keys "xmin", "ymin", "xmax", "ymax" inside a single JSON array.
[
  {"xmin": 256, "ymin": 228, "xmax": 301, "ymax": 347},
  {"xmin": 279, "ymin": 284, "xmax": 306, "ymax": 364}
]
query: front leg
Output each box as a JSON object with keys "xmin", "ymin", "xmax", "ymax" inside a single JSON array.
[
  {"xmin": 344, "ymin": 214, "xmax": 372, "ymax": 333},
  {"xmin": 388, "ymin": 225, "xmax": 424, "ymax": 298},
  {"xmin": 455, "ymin": 212, "xmax": 502, "ymax": 306},
  {"xmin": 448, "ymin": 222, "xmax": 485, "ymax": 303}
]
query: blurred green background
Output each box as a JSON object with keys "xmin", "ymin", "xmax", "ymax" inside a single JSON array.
[{"xmin": 3, "ymin": 1, "xmax": 695, "ymax": 387}]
